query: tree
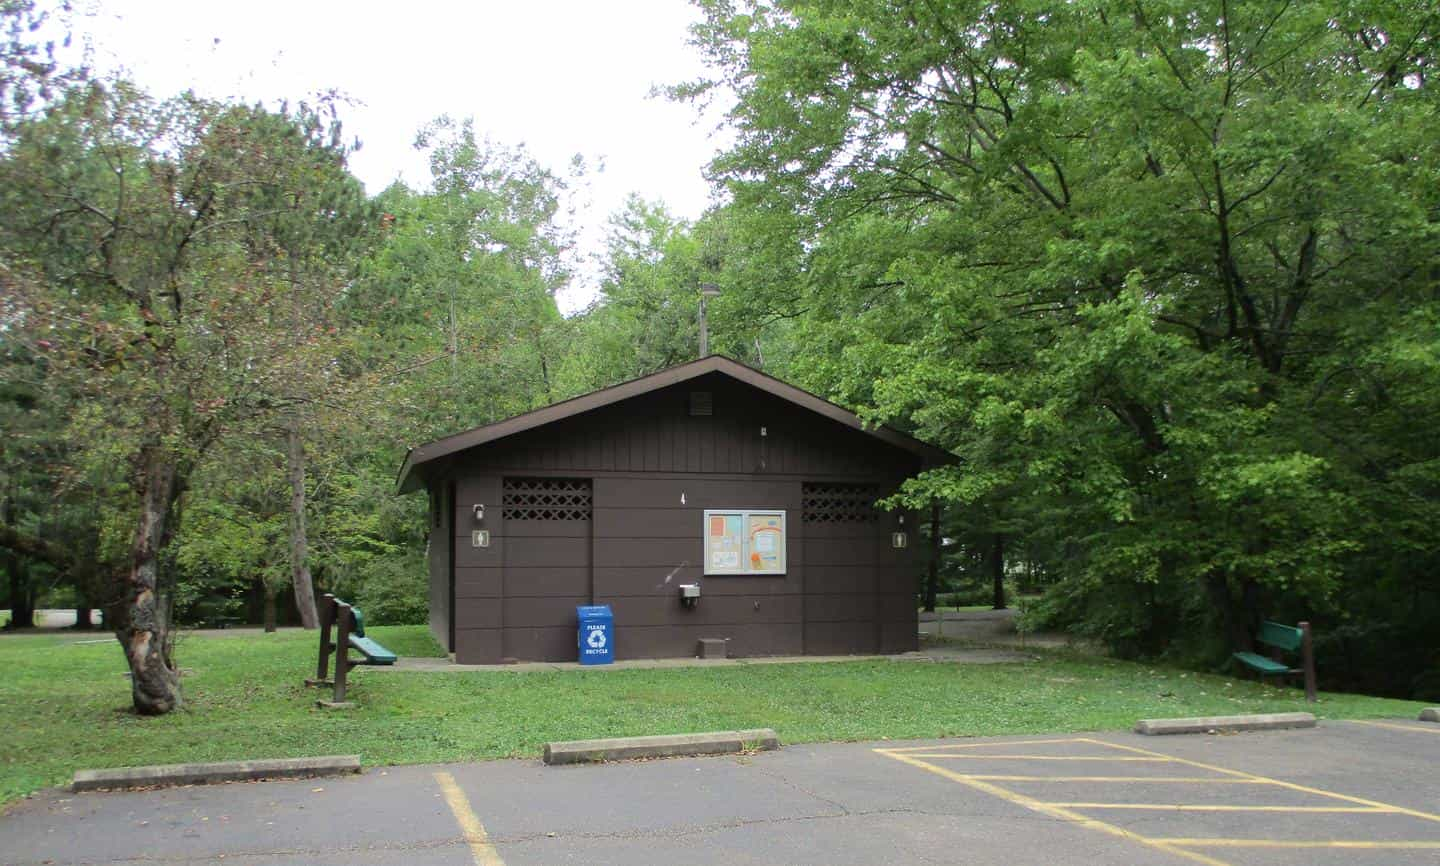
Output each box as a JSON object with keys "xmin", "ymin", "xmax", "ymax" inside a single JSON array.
[
  {"xmin": 682, "ymin": 1, "xmax": 1440, "ymax": 675},
  {"xmin": 217, "ymin": 98, "xmax": 373, "ymax": 630},
  {"xmin": 352, "ymin": 118, "xmax": 575, "ymax": 436},
  {"xmin": 0, "ymin": 81, "xmax": 373, "ymax": 712}
]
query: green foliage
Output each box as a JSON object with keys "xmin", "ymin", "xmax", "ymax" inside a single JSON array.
[
  {"xmin": 0, "ymin": 70, "xmax": 580, "ymax": 653},
  {"xmin": 351, "ymin": 554, "xmax": 429, "ymax": 626},
  {"xmin": 679, "ymin": 0, "xmax": 1440, "ymax": 693},
  {"xmin": 352, "ymin": 118, "xmax": 575, "ymax": 437},
  {"xmin": 565, "ymin": 195, "xmax": 707, "ymax": 385}
]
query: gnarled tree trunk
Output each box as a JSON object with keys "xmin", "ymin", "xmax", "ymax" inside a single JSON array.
[
  {"xmin": 286, "ymin": 419, "xmax": 319, "ymax": 629},
  {"xmin": 118, "ymin": 444, "xmax": 183, "ymax": 715}
]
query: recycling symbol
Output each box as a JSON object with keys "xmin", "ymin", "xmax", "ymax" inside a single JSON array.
[{"xmin": 586, "ymin": 628, "xmax": 607, "ymax": 649}]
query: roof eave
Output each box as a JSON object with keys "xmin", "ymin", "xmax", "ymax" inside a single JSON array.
[{"xmin": 394, "ymin": 355, "xmax": 954, "ymax": 491}]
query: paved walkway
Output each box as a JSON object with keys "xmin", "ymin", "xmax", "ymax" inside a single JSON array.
[
  {"xmin": 919, "ymin": 607, "xmax": 1095, "ymax": 650},
  {"xmin": 6, "ymin": 721, "xmax": 1439, "ymax": 865}
]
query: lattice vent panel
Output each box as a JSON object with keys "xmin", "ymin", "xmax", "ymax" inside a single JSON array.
[
  {"xmin": 802, "ymin": 483, "xmax": 879, "ymax": 523},
  {"xmin": 502, "ymin": 478, "xmax": 593, "ymax": 521}
]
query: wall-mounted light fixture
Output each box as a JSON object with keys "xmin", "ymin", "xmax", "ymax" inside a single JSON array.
[
  {"xmin": 472, "ymin": 504, "xmax": 485, "ymax": 522},
  {"xmin": 892, "ymin": 532, "xmax": 908, "ymax": 549}
]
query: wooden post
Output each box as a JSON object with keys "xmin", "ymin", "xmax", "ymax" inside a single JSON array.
[
  {"xmin": 331, "ymin": 602, "xmax": 353, "ymax": 705},
  {"xmin": 1299, "ymin": 621, "xmax": 1317, "ymax": 703},
  {"xmin": 306, "ymin": 593, "xmax": 335, "ymax": 687}
]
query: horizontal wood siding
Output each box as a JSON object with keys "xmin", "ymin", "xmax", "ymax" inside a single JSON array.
[{"xmin": 584, "ymin": 474, "xmax": 803, "ymax": 659}]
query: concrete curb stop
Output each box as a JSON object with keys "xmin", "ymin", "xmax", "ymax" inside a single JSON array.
[
  {"xmin": 1134, "ymin": 712, "xmax": 1316, "ymax": 736},
  {"xmin": 543, "ymin": 729, "xmax": 780, "ymax": 765},
  {"xmin": 72, "ymin": 755, "xmax": 362, "ymax": 793},
  {"xmin": 1419, "ymin": 708, "xmax": 1440, "ymax": 723}
]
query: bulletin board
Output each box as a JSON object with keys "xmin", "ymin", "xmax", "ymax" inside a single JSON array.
[{"xmin": 704, "ymin": 509, "xmax": 786, "ymax": 575}]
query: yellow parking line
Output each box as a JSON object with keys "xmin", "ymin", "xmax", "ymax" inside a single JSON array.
[
  {"xmin": 1045, "ymin": 803, "xmax": 1394, "ymax": 813},
  {"xmin": 434, "ymin": 771, "xmax": 506, "ymax": 866},
  {"xmin": 875, "ymin": 749, "xmax": 1230, "ymax": 866},
  {"xmin": 1157, "ymin": 838, "xmax": 1440, "ymax": 850},
  {"xmin": 901, "ymin": 754, "xmax": 1172, "ymax": 762},
  {"xmin": 1351, "ymin": 720, "xmax": 1440, "ymax": 735},
  {"xmin": 954, "ymin": 775, "xmax": 1265, "ymax": 783},
  {"xmin": 881, "ymin": 737, "xmax": 1087, "ymax": 753},
  {"xmin": 1078, "ymin": 738, "xmax": 1440, "ymax": 825}
]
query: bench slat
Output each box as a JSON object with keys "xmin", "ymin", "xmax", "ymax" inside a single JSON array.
[
  {"xmin": 1233, "ymin": 651, "xmax": 1291, "ymax": 675},
  {"xmin": 1257, "ymin": 620, "xmax": 1303, "ymax": 652},
  {"xmin": 348, "ymin": 634, "xmax": 397, "ymax": 665}
]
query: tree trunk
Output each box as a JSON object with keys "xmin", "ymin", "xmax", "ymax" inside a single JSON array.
[
  {"xmin": 3, "ymin": 497, "xmax": 34, "ymax": 630},
  {"xmin": 263, "ymin": 582, "xmax": 278, "ymax": 633},
  {"xmin": 286, "ymin": 419, "xmax": 319, "ymax": 629},
  {"xmin": 991, "ymin": 532, "xmax": 1006, "ymax": 610},
  {"xmin": 6, "ymin": 555, "xmax": 33, "ymax": 630},
  {"xmin": 1206, "ymin": 569, "xmax": 1251, "ymax": 651},
  {"xmin": 117, "ymin": 445, "xmax": 183, "ymax": 716},
  {"xmin": 1240, "ymin": 577, "xmax": 1262, "ymax": 636},
  {"xmin": 74, "ymin": 605, "xmax": 93, "ymax": 629},
  {"xmin": 923, "ymin": 503, "xmax": 940, "ymax": 612}
]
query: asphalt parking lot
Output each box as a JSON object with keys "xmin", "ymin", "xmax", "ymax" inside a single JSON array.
[{"xmin": 3, "ymin": 719, "xmax": 1437, "ymax": 865}]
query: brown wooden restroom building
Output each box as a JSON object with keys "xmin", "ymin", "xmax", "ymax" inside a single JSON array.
[{"xmin": 395, "ymin": 355, "xmax": 953, "ymax": 664}]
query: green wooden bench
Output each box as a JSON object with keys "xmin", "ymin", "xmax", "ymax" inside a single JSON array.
[
  {"xmin": 305, "ymin": 594, "xmax": 399, "ymax": 705},
  {"xmin": 1233, "ymin": 620, "xmax": 1317, "ymax": 702}
]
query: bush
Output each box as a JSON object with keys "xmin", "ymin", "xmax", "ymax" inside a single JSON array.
[
  {"xmin": 352, "ymin": 554, "xmax": 428, "ymax": 626},
  {"xmin": 934, "ymin": 583, "xmax": 991, "ymax": 608}
]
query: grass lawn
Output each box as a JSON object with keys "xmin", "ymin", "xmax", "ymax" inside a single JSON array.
[{"xmin": 0, "ymin": 626, "xmax": 1425, "ymax": 808}]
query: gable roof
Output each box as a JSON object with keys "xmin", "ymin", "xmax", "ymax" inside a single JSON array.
[{"xmin": 395, "ymin": 355, "xmax": 953, "ymax": 492}]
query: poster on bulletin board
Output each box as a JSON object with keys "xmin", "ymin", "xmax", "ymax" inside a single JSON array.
[
  {"xmin": 708, "ymin": 512, "xmax": 743, "ymax": 571},
  {"xmin": 704, "ymin": 509, "xmax": 786, "ymax": 575},
  {"xmin": 747, "ymin": 513, "xmax": 784, "ymax": 573}
]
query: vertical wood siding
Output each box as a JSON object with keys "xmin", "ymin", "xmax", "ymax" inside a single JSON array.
[
  {"xmin": 426, "ymin": 481, "xmax": 453, "ymax": 651},
  {"xmin": 434, "ymin": 373, "xmax": 923, "ymax": 663}
]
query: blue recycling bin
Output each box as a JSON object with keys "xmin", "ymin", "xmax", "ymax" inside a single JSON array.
[{"xmin": 576, "ymin": 605, "xmax": 614, "ymax": 665}]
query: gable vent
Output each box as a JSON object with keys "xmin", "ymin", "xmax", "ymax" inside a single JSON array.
[{"xmin": 689, "ymin": 391, "xmax": 713, "ymax": 416}]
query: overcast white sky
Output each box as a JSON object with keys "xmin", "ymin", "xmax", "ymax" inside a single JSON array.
[{"xmin": 68, "ymin": 0, "xmax": 731, "ymax": 312}]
